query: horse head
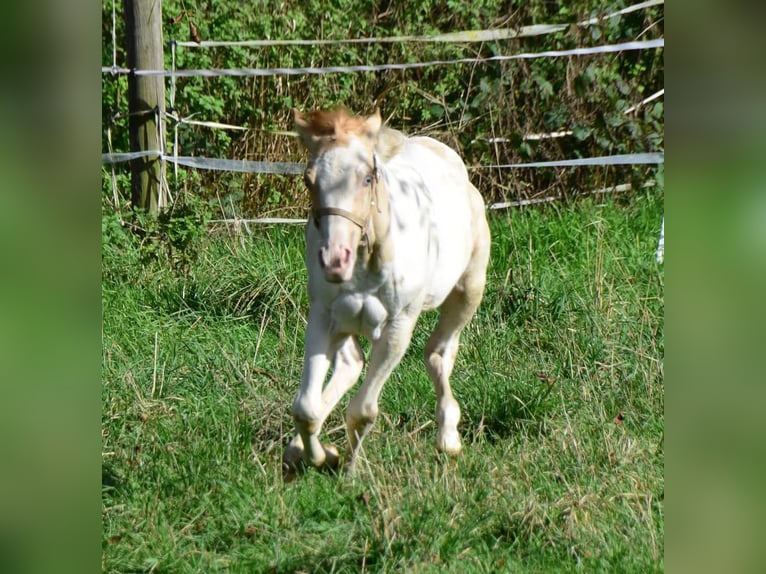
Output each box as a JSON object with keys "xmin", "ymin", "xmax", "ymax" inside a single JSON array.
[{"xmin": 294, "ymin": 107, "xmax": 383, "ymax": 283}]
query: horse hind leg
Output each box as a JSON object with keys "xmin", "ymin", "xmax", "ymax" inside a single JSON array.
[{"xmin": 425, "ymin": 259, "xmax": 488, "ymax": 454}]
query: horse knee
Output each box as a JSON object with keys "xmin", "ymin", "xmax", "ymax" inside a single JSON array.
[
  {"xmin": 347, "ymin": 399, "xmax": 378, "ymax": 430},
  {"xmin": 424, "ymin": 334, "xmax": 446, "ymax": 368},
  {"xmin": 425, "ymin": 341, "xmax": 457, "ymax": 384},
  {"xmin": 291, "ymin": 396, "xmax": 322, "ymax": 434}
]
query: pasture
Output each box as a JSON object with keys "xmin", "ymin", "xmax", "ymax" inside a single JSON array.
[{"xmin": 102, "ymin": 191, "xmax": 664, "ymax": 572}]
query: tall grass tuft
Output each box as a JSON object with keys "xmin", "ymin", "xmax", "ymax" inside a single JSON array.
[{"xmin": 103, "ymin": 190, "xmax": 663, "ymax": 572}]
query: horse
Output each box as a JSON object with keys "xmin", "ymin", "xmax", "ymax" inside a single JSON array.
[{"xmin": 284, "ymin": 107, "xmax": 491, "ymax": 473}]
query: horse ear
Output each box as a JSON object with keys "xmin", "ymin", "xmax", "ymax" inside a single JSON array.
[
  {"xmin": 293, "ymin": 108, "xmax": 320, "ymax": 153},
  {"xmin": 365, "ymin": 109, "xmax": 382, "ymax": 139},
  {"xmin": 293, "ymin": 108, "xmax": 308, "ymax": 138}
]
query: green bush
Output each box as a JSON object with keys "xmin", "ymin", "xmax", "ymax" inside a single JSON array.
[{"xmin": 102, "ymin": 0, "xmax": 663, "ymax": 214}]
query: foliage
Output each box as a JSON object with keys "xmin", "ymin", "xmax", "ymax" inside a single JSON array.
[
  {"xmin": 101, "ymin": 0, "xmax": 663, "ymax": 215},
  {"xmin": 102, "ymin": 3, "xmax": 664, "ymax": 567},
  {"xmin": 102, "ymin": 192, "xmax": 212, "ymax": 279},
  {"xmin": 102, "ymin": 191, "xmax": 664, "ymax": 571},
  {"xmin": 102, "ymin": 4, "xmax": 664, "ymax": 569}
]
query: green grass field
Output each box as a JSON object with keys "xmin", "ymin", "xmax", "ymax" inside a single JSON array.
[{"xmin": 102, "ymin": 191, "xmax": 664, "ymax": 572}]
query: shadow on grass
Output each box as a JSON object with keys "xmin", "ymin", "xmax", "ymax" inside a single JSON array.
[
  {"xmin": 102, "ymin": 463, "xmax": 127, "ymax": 499},
  {"xmin": 464, "ymin": 376, "xmax": 558, "ymax": 444},
  {"xmin": 266, "ymin": 543, "xmax": 385, "ymax": 574}
]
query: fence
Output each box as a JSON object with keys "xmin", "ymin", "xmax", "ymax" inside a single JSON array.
[{"xmin": 102, "ymin": 0, "xmax": 664, "ymax": 249}]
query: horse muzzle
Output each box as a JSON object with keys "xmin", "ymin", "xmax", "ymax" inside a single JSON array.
[{"xmin": 319, "ymin": 244, "xmax": 354, "ymax": 283}]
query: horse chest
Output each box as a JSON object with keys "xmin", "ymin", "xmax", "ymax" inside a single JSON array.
[{"xmin": 330, "ymin": 291, "xmax": 389, "ymax": 340}]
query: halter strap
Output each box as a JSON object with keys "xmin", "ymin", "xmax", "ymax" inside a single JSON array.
[
  {"xmin": 312, "ymin": 206, "xmax": 367, "ymax": 229},
  {"xmin": 310, "ymin": 154, "xmax": 381, "ymax": 232}
]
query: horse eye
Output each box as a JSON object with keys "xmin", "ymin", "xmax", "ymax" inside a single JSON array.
[{"xmin": 363, "ymin": 175, "xmax": 373, "ymax": 186}]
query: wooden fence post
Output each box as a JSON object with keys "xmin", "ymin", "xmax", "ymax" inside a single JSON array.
[{"xmin": 124, "ymin": 0, "xmax": 166, "ymax": 212}]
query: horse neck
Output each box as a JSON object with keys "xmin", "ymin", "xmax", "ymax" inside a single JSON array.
[{"xmin": 363, "ymin": 168, "xmax": 394, "ymax": 274}]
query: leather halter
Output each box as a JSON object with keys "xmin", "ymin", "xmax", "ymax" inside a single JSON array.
[
  {"xmin": 311, "ymin": 154, "xmax": 381, "ymax": 232},
  {"xmin": 312, "ymin": 206, "xmax": 367, "ymax": 230}
]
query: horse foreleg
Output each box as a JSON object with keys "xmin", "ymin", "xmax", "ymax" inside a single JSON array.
[
  {"xmin": 286, "ymin": 306, "xmax": 345, "ymax": 469},
  {"xmin": 286, "ymin": 312, "xmax": 366, "ymax": 471},
  {"xmin": 345, "ymin": 315, "xmax": 416, "ymax": 472}
]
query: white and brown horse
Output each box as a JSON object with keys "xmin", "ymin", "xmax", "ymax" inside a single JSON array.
[{"xmin": 284, "ymin": 107, "xmax": 490, "ymax": 472}]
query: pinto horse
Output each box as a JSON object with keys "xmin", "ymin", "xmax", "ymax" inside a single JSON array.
[{"xmin": 284, "ymin": 107, "xmax": 490, "ymax": 473}]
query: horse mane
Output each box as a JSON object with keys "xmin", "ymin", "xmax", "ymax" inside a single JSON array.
[
  {"xmin": 297, "ymin": 107, "xmax": 369, "ymax": 139},
  {"xmin": 296, "ymin": 107, "xmax": 407, "ymax": 160}
]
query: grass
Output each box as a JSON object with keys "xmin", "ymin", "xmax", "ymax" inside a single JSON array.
[{"xmin": 102, "ymin": 191, "xmax": 664, "ymax": 572}]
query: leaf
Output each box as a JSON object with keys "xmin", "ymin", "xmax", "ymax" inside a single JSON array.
[
  {"xmin": 616, "ymin": 79, "xmax": 631, "ymax": 96},
  {"xmin": 189, "ymin": 22, "xmax": 202, "ymax": 44},
  {"xmin": 573, "ymin": 126, "xmax": 593, "ymax": 141},
  {"xmin": 429, "ymin": 104, "xmax": 444, "ymax": 119},
  {"xmin": 519, "ymin": 142, "xmax": 533, "ymax": 157},
  {"xmin": 607, "ymin": 112, "xmax": 625, "ymax": 127},
  {"xmin": 532, "ymin": 73, "xmax": 554, "ymax": 99}
]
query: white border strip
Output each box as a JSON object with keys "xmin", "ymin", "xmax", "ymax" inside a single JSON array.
[
  {"xmin": 102, "ymin": 39, "xmax": 663, "ymax": 78},
  {"xmin": 209, "ymin": 217, "xmax": 308, "ymax": 225},
  {"xmin": 475, "ymin": 152, "xmax": 663, "ymax": 170},
  {"xmin": 579, "ymin": 0, "xmax": 664, "ymax": 25},
  {"xmin": 102, "ymin": 152, "xmax": 663, "ymax": 172},
  {"xmin": 102, "ymin": 150, "xmax": 161, "ymax": 164},
  {"xmin": 488, "ymin": 180, "xmax": 654, "ymax": 210},
  {"xmin": 169, "ymin": 156, "xmax": 305, "ymax": 174},
  {"xmin": 624, "ymin": 88, "xmax": 665, "ymax": 114},
  {"xmin": 174, "ymin": 24, "xmax": 571, "ymax": 48},
  {"xmin": 203, "ymin": 181, "xmax": 656, "ymax": 225},
  {"xmin": 171, "ymin": 0, "xmax": 664, "ymax": 48}
]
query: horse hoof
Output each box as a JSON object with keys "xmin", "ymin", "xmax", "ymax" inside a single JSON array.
[
  {"xmin": 322, "ymin": 444, "xmax": 340, "ymax": 470},
  {"xmin": 283, "ymin": 442, "xmax": 304, "ymax": 470},
  {"xmin": 436, "ymin": 432, "xmax": 462, "ymax": 455},
  {"xmin": 283, "ymin": 442, "xmax": 339, "ymax": 478}
]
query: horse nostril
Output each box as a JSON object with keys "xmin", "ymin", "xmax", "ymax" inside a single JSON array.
[{"xmin": 319, "ymin": 246, "xmax": 351, "ymax": 272}]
